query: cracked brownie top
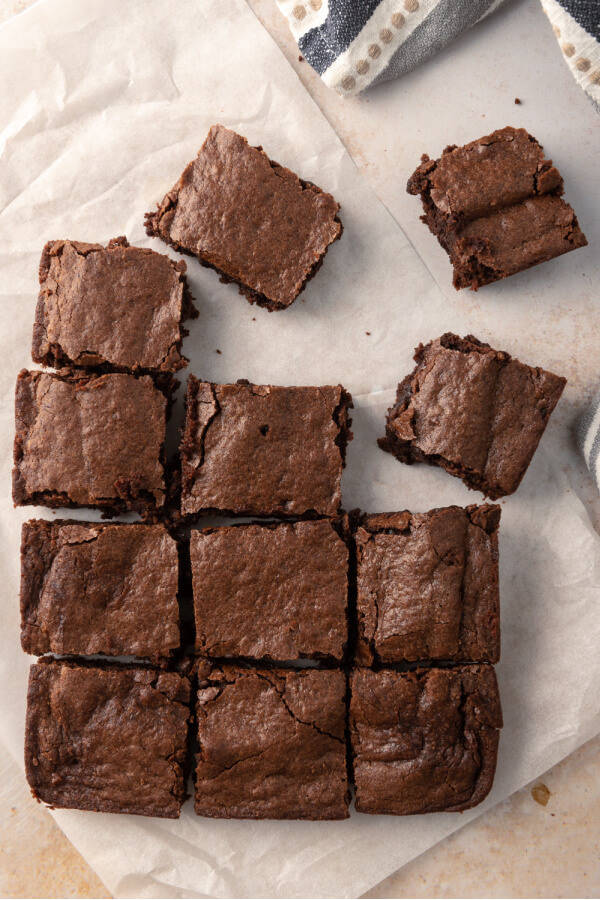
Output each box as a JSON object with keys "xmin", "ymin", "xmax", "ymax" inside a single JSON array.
[
  {"xmin": 407, "ymin": 126, "xmax": 587, "ymax": 290},
  {"xmin": 145, "ymin": 125, "xmax": 342, "ymax": 311},
  {"xmin": 25, "ymin": 658, "xmax": 191, "ymax": 818},
  {"xmin": 20, "ymin": 520, "xmax": 180, "ymax": 659},
  {"xmin": 191, "ymin": 519, "xmax": 349, "ymax": 662},
  {"xmin": 180, "ymin": 377, "xmax": 352, "ymax": 518},
  {"xmin": 407, "ymin": 126, "xmax": 564, "ymax": 224},
  {"xmin": 350, "ymin": 665, "xmax": 502, "ymax": 815},
  {"xmin": 354, "ymin": 505, "xmax": 500, "ymax": 666},
  {"xmin": 380, "ymin": 333, "xmax": 566, "ymax": 499},
  {"xmin": 33, "ymin": 237, "xmax": 196, "ymax": 374},
  {"xmin": 195, "ymin": 662, "xmax": 349, "ymax": 820},
  {"xmin": 13, "ymin": 369, "xmax": 167, "ymax": 513}
]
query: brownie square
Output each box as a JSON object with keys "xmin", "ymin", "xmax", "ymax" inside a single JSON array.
[
  {"xmin": 191, "ymin": 519, "xmax": 348, "ymax": 662},
  {"xmin": 354, "ymin": 505, "xmax": 500, "ymax": 665},
  {"xmin": 379, "ymin": 333, "xmax": 566, "ymax": 499},
  {"xmin": 180, "ymin": 377, "xmax": 352, "ymax": 517},
  {"xmin": 407, "ymin": 126, "xmax": 587, "ymax": 290},
  {"xmin": 145, "ymin": 125, "xmax": 342, "ymax": 311},
  {"xmin": 25, "ymin": 659, "xmax": 191, "ymax": 818},
  {"xmin": 20, "ymin": 520, "xmax": 180, "ymax": 658},
  {"xmin": 13, "ymin": 370, "xmax": 167, "ymax": 514},
  {"xmin": 32, "ymin": 237, "xmax": 197, "ymax": 375},
  {"xmin": 195, "ymin": 663, "xmax": 349, "ymax": 819},
  {"xmin": 350, "ymin": 666, "xmax": 502, "ymax": 815}
]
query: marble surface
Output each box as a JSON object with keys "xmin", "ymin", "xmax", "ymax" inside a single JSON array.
[{"xmin": 1, "ymin": 0, "xmax": 599, "ymax": 897}]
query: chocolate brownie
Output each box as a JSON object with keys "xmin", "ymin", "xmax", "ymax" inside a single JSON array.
[
  {"xmin": 13, "ymin": 370, "xmax": 166, "ymax": 514},
  {"xmin": 350, "ymin": 665, "xmax": 502, "ymax": 815},
  {"xmin": 180, "ymin": 378, "xmax": 352, "ymax": 517},
  {"xmin": 32, "ymin": 237, "xmax": 197, "ymax": 375},
  {"xmin": 354, "ymin": 505, "xmax": 500, "ymax": 665},
  {"xmin": 191, "ymin": 519, "xmax": 348, "ymax": 662},
  {"xmin": 195, "ymin": 662, "xmax": 349, "ymax": 819},
  {"xmin": 379, "ymin": 333, "xmax": 566, "ymax": 499},
  {"xmin": 25, "ymin": 658, "xmax": 191, "ymax": 817},
  {"xmin": 145, "ymin": 125, "xmax": 342, "ymax": 311},
  {"xmin": 407, "ymin": 126, "xmax": 587, "ymax": 289},
  {"xmin": 20, "ymin": 520, "xmax": 179, "ymax": 658}
]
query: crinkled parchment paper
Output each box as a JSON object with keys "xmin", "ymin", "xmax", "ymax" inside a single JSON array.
[{"xmin": 0, "ymin": 0, "xmax": 599, "ymax": 897}]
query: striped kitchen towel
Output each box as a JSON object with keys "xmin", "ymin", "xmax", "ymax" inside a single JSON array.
[
  {"xmin": 578, "ymin": 390, "xmax": 600, "ymax": 491},
  {"xmin": 275, "ymin": 0, "xmax": 507, "ymax": 97},
  {"xmin": 541, "ymin": 1, "xmax": 600, "ymax": 113},
  {"xmin": 277, "ymin": 0, "xmax": 600, "ymax": 103}
]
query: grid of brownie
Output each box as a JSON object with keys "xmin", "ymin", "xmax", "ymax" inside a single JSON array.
[
  {"xmin": 13, "ymin": 127, "xmax": 517, "ymax": 822},
  {"xmin": 15, "ymin": 235, "xmax": 356, "ymax": 819}
]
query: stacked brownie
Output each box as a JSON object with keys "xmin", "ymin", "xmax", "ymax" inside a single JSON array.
[{"xmin": 407, "ymin": 126, "xmax": 587, "ymax": 290}]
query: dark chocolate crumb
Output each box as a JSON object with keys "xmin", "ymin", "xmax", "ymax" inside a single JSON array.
[{"xmin": 216, "ymin": 349, "xmax": 222, "ymax": 354}]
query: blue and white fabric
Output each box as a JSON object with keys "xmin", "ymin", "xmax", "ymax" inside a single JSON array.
[{"xmin": 277, "ymin": 0, "xmax": 600, "ymax": 105}]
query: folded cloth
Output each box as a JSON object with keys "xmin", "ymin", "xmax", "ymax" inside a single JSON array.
[
  {"xmin": 276, "ymin": 0, "xmax": 507, "ymax": 96},
  {"xmin": 541, "ymin": 0, "xmax": 600, "ymax": 112},
  {"xmin": 277, "ymin": 0, "xmax": 600, "ymax": 103},
  {"xmin": 577, "ymin": 389, "xmax": 600, "ymax": 491}
]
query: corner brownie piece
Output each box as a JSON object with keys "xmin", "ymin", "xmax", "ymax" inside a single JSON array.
[
  {"xmin": 25, "ymin": 659, "xmax": 191, "ymax": 817},
  {"xmin": 407, "ymin": 126, "xmax": 587, "ymax": 289},
  {"xmin": 379, "ymin": 333, "xmax": 566, "ymax": 499},
  {"xmin": 13, "ymin": 370, "xmax": 167, "ymax": 514},
  {"xmin": 191, "ymin": 519, "xmax": 348, "ymax": 662},
  {"xmin": 20, "ymin": 520, "xmax": 179, "ymax": 658},
  {"xmin": 32, "ymin": 238, "xmax": 197, "ymax": 375},
  {"xmin": 355, "ymin": 505, "xmax": 500, "ymax": 665},
  {"xmin": 350, "ymin": 666, "xmax": 502, "ymax": 815},
  {"xmin": 195, "ymin": 663, "xmax": 349, "ymax": 819},
  {"xmin": 145, "ymin": 125, "xmax": 342, "ymax": 311},
  {"xmin": 180, "ymin": 378, "xmax": 352, "ymax": 517}
]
